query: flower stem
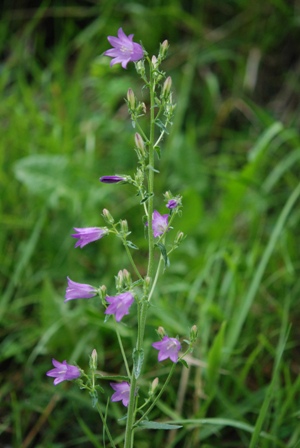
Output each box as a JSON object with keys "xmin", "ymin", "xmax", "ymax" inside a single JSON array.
[
  {"xmin": 96, "ymin": 402, "xmax": 116, "ymax": 448},
  {"xmin": 124, "ymin": 57, "xmax": 157, "ymax": 448}
]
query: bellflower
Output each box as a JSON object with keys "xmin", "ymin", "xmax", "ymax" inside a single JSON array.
[
  {"xmin": 166, "ymin": 199, "xmax": 178, "ymax": 209},
  {"xmin": 147, "ymin": 210, "xmax": 169, "ymax": 237},
  {"xmin": 110, "ymin": 381, "xmax": 131, "ymax": 407},
  {"xmin": 65, "ymin": 277, "xmax": 97, "ymax": 302},
  {"xmin": 100, "ymin": 175, "xmax": 126, "ymax": 184},
  {"xmin": 104, "ymin": 27, "xmax": 144, "ymax": 69},
  {"xmin": 152, "ymin": 336, "xmax": 181, "ymax": 363},
  {"xmin": 105, "ymin": 292, "xmax": 134, "ymax": 322},
  {"xmin": 71, "ymin": 227, "xmax": 108, "ymax": 248},
  {"xmin": 46, "ymin": 359, "xmax": 81, "ymax": 385}
]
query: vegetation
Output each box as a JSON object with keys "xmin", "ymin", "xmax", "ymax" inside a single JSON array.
[{"xmin": 1, "ymin": 1, "xmax": 300, "ymax": 447}]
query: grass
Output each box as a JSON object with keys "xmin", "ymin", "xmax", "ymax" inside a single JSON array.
[{"xmin": 1, "ymin": 1, "xmax": 300, "ymax": 447}]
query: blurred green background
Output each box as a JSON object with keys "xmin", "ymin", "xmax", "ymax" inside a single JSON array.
[{"xmin": 1, "ymin": 0, "xmax": 300, "ymax": 447}]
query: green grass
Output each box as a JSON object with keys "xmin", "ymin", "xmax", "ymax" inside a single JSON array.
[{"xmin": 1, "ymin": 1, "xmax": 300, "ymax": 447}]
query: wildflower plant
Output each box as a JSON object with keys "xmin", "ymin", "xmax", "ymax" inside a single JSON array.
[{"xmin": 46, "ymin": 28, "xmax": 197, "ymax": 447}]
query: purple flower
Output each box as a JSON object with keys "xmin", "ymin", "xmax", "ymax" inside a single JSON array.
[
  {"xmin": 100, "ymin": 175, "xmax": 126, "ymax": 184},
  {"xmin": 166, "ymin": 199, "xmax": 178, "ymax": 209},
  {"xmin": 71, "ymin": 227, "xmax": 108, "ymax": 248},
  {"xmin": 152, "ymin": 336, "xmax": 181, "ymax": 363},
  {"xmin": 105, "ymin": 292, "xmax": 134, "ymax": 322},
  {"xmin": 147, "ymin": 210, "xmax": 169, "ymax": 237},
  {"xmin": 46, "ymin": 359, "xmax": 81, "ymax": 385},
  {"xmin": 110, "ymin": 381, "xmax": 131, "ymax": 407},
  {"xmin": 65, "ymin": 277, "xmax": 97, "ymax": 302},
  {"xmin": 104, "ymin": 28, "xmax": 144, "ymax": 69}
]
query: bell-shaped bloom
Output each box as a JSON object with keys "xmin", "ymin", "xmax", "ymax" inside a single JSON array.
[
  {"xmin": 166, "ymin": 199, "xmax": 178, "ymax": 209},
  {"xmin": 46, "ymin": 359, "xmax": 81, "ymax": 385},
  {"xmin": 65, "ymin": 277, "xmax": 97, "ymax": 302},
  {"xmin": 147, "ymin": 210, "xmax": 169, "ymax": 237},
  {"xmin": 110, "ymin": 381, "xmax": 131, "ymax": 407},
  {"xmin": 152, "ymin": 336, "xmax": 181, "ymax": 363},
  {"xmin": 100, "ymin": 175, "xmax": 126, "ymax": 184},
  {"xmin": 71, "ymin": 227, "xmax": 108, "ymax": 248},
  {"xmin": 104, "ymin": 28, "xmax": 144, "ymax": 69},
  {"xmin": 105, "ymin": 292, "xmax": 134, "ymax": 322}
]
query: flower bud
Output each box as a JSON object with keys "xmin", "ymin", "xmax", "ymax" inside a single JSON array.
[
  {"xmin": 175, "ymin": 231, "xmax": 185, "ymax": 245},
  {"xmin": 89, "ymin": 349, "xmax": 98, "ymax": 370},
  {"xmin": 190, "ymin": 325, "xmax": 198, "ymax": 342},
  {"xmin": 102, "ymin": 208, "xmax": 114, "ymax": 224},
  {"xmin": 115, "ymin": 270, "xmax": 124, "ymax": 289},
  {"xmin": 122, "ymin": 269, "xmax": 132, "ymax": 287},
  {"xmin": 99, "ymin": 284, "xmax": 107, "ymax": 301},
  {"xmin": 150, "ymin": 377, "xmax": 159, "ymax": 395},
  {"xmin": 151, "ymin": 55, "xmax": 158, "ymax": 69},
  {"xmin": 121, "ymin": 219, "xmax": 129, "ymax": 234},
  {"xmin": 162, "ymin": 76, "xmax": 172, "ymax": 98},
  {"xmin": 157, "ymin": 326, "xmax": 166, "ymax": 338},
  {"xmin": 134, "ymin": 132, "xmax": 146, "ymax": 158},
  {"xmin": 127, "ymin": 88, "xmax": 136, "ymax": 110},
  {"xmin": 160, "ymin": 40, "xmax": 169, "ymax": 58}
]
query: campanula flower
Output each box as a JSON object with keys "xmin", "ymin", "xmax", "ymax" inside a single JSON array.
[
  {"xmin": 46, "ymin": 359, "xmax": 81, "ymax": 385},
  {"xmin": 104, "ymin": 28, "xmax": 144, "ymax": 69},
  {"xmin": 65, "ymin": 277, "xmax": 97, "ymax": 302},
  {"xmin": 110, "ymin": 381, "xmax": 131, "ymax": 407},
  {"xmin": 71, "ymin": 227, "xmax": 108, "ymax": 248},
  {"xmin": 166, "ymin": 199, "xmax": 178, "ymax": 209},
  {"xmin": 152, "ymin": 336, "xmax": 181, "ymax": 363},
  {"xmin": 105, "ymin": 292, "xmax": 134, "ymax": 322},
  {"xmin": 147, "ymin": 210, "xmax": 169, "ymax": 237},
  {"xmin": 100, "ymin": 175, "xmax": 126, "ymax": 184}
]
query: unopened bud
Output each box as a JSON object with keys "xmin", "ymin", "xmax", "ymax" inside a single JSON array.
[
  {"xmin": 102, "ymin": 208, "xmax": 114, "ymax": 224},
  {"xmin": 157, "ymin": 326, "xmax": 166, "ymax": 338},
  {"xmin": 162, "ymin": 76, "xmax": 172, "ymax": 97},
  {"xmin": 160, "ymin": 40, "xmax": 169, "ymax": 57},
  {"xmin": 175, "ymin": 231, "xmax": 185, "ymax": 245},
  {"xmin": 190, "ymin": 325, "xmax": 198, "ymax": 342},
  {"xmin": 122, "ymin": 269, "xmax": 131, "ymax": 286},
  {"xmin": 99, "ymin": 284, "xmax": 107, "ymax": 301},
  {"xmin": 121, "ymin": 219, "xmax": 128, "ymax": 234},
  {"xmin": 134, "ymin": 133, "xmax": 146, "ymax": 157},
  {"xmin": 151, "ymin": 55, "xmax": 158, "ymax": 69},
  {"xmin": 116, "ymin": 270, "xmax": 124, "ymax": 289},
  {"xmin": 127, "ymin": 88, "xmax": 136, "ymax": 110},
  {"xmin": 90, "ymin": 349, "xmax": 98, "ymax": 370},
  {"xmin": 150, "ymin": 377, "xmax": 159, "ymax": 394}
]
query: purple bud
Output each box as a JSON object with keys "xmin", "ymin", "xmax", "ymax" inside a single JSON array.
[{"xmin": 100, "ymin": 175, "xmax": 126, "ymax": 184}]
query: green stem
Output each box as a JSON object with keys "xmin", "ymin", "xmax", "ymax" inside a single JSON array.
[
  {"xmin": 115, "ymin": 323, "xmax": 130, "ymax": 377},
  {"xmin": 123, "ymin": 242, "xmax": 143, "ymax": 281},
  {"xmin": 134, "ymin": 363, "xmax": 176, "ymax": 427},
  {"xmin": 124, "ymin": 58, "xmax": 157, "ymax": 448},
  {"xmin": 96, "ymin": 402, "xmax": 116, "ymax": 448}
]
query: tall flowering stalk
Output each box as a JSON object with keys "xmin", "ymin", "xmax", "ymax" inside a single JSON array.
[{"xmin": 46, "ymin": 28, "xmax": 197, "ymax": 448}]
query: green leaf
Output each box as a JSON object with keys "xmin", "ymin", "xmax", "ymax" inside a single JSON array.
[
  {"xmin": 126, "ymin": 240, "xmax": 139, "ymax": 250},
  {"xmin": 206, "ymin": 321, "xmax": 226, "ymax": 395},
  {"xmin": 133, "ymin": 348, "xmax": 144, "ymax": 379},
  {"xmin": 156, "ymin": 242, "xmax": 170, "ymax": 269},
  {"xmin": 138, "ymin": 421, "xmax": 182, "ymax": 430},
  {"xmin": 179, "ymin": 358, "xmax": 189, "ymax": 369}
]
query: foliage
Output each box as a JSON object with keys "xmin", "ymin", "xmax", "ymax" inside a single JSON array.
[{"xmin": 1, "ymin": 1, "xmax": 300, "ymax": 447}]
